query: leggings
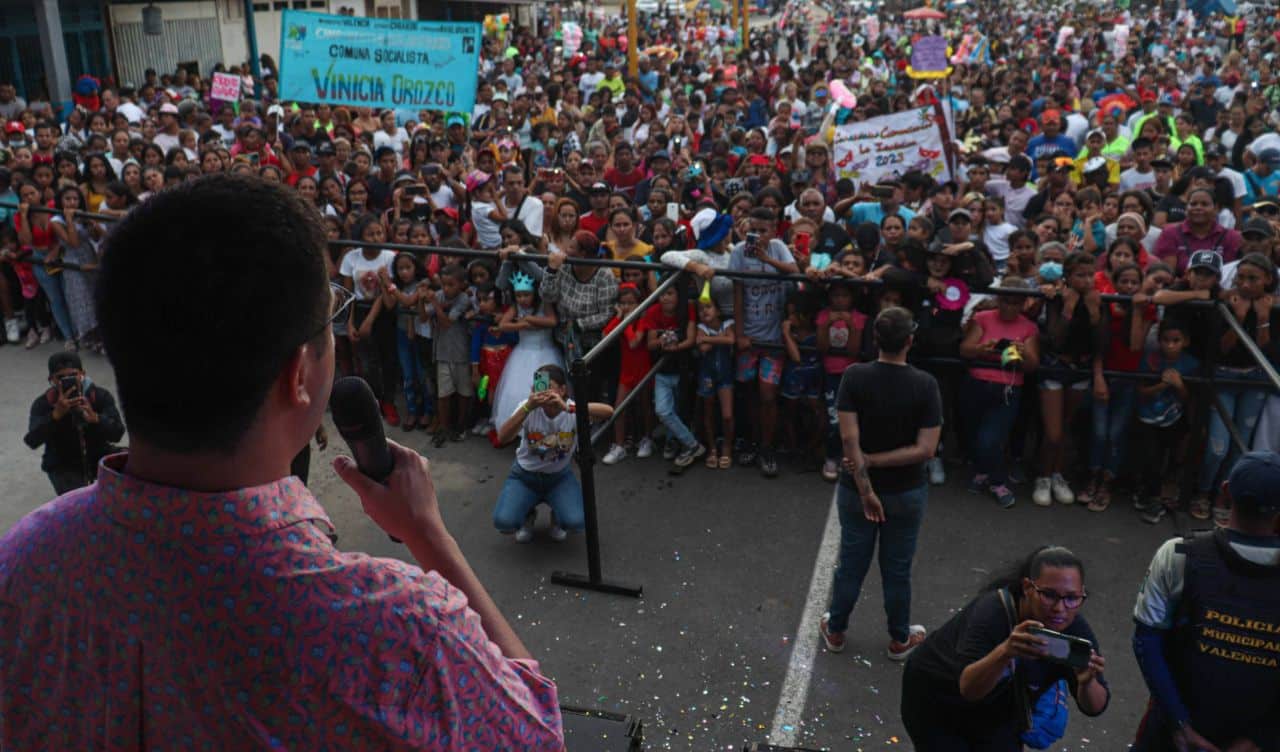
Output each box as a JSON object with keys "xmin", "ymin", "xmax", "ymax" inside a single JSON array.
[{"xmin": 353, "ymin": 304, "xmax": 399, "ymax": 403}]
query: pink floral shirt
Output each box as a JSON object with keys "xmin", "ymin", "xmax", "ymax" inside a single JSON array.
[{"xmin": 0, "ymin": 455, "xmax": 563, "ymax": 750}]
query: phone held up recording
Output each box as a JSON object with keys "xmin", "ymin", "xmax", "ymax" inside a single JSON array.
[{"xmin": 1027, "ymin": 626, "xmax": 1093, "ymax": 671}]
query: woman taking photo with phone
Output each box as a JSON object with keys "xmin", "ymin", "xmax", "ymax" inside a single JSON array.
[{"xmin": 900, "ymin": 546, "xmax": 1109, "ymax": 751}]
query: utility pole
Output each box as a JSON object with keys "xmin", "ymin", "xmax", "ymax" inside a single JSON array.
[
  {"xmin": 627, "ymin": 0, "xmax": 639, "ymax": 78},
  {"xmin": 244, "ymin": 0, "xmax": 263, "ymax": 100}
]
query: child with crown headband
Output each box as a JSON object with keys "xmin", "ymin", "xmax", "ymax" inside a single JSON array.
[{"xmin": 492, "ymin": 269, "xmax": 563, "ymax": 442}]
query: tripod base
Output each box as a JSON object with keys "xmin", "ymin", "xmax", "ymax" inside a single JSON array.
[{"xmin": 551, "ymin": 570, "xmax": 643, "ymax": 598}]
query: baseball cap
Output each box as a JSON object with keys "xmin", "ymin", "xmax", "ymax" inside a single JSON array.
[
  {"xmin": 1241, "ymin": 216, "xmax": 1276, "ymax": 239},
  {"xmin": 464, "ymin": 170, "xmax": 493, "ymax": 193},
  {"xmin": 290, "ymin": 141, "xmax": 313, "ymax": 153},
  {"xmin": 492, "ymin": 91, "xmax": 509, "ymax": 102},
  {"xmin": 1188, "ymin": 250, "xmax": 1223, "ymax": 275},
  {"xmin": 1158, "ymin": 93, "xmax": 1177, "ymax": 106},
  {"xmin": 948, "ymin": 208, "xmax": 973, "ymax": 222},
  {"xmin": 5, "ymin": 121, "xmax": 23, "ymax": 135},
  {"xmin": 393, "ymin": 172, "xmax": 417, "ymax": 187},
  {"xmin": 1084, "ymin": 156, "xmax": 1110, "ymax": 174},
  {"xmin": 434, "ymin": 206, "xmax": 459, "ymax": 221},
  {"xmin": 1140, "ymin": 90, "xmax": 1158, "ymax": 102},
  {"xmin": 1205, "ymin": 142, "xmax": 1227, "ymax": 159},
  {"xmin": 48, "ymin": 352, "xmax": 82, "ymax": 375},
  {"xmin": 1040, "ymin": 108, "xmax": 1061, "ymax": 124},
  {"xmin": 1259, "ymin": 148, "xmax": 1280, "ymax": 168},
  {"xmin": 316, "ymin": 141, "xmax": 336, "ymax": 156},
  {"xmin": 1150, "ymin": 157, "xmax": 1174, "ymax": 170},
  {"xmin": 445, "ymin": 114, "xmax": 466, "ymax": 127},
  {"xmin": 1086, "ymin": 128, "xmax": 1105, "ymax": 140},
  {"xmin": 649, "ymin": 149, "xmax": 671, "ymax": 162},
  {"xmin": 159, "ymin": 102, "xmax": 179, "ymax": 115},
  {"xmin": 589, "ymin": 181, "xmax": 610, "ymax": 193},
  {"xmin": 266, "ymin": 104, "xmax": 286, "ymax": 118},
  {"xmin": 696, "ymin": 213, "xmax": 733, "ymax": 249},
  {"xmin": 1226, "ymin": 451, "xmax": 1280, "ymax": 514}
]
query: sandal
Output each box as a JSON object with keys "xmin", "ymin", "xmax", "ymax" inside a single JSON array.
[
  {"xmin": 719, "ymin": 453, "xmax": 732, "ymax": 469},
  {"xmin": 1189, "ymin": 495, "xmax": 1211, "ymax": 520},
  {"xmin": 1078, "ymin": 480, "xmax": 1098, "ymax": 507},
  {"xmin": 1086, "ymin": 483, "xmax": 1111, "ymax": 513},
  {"xmin": 705, "ymin": 449, "xmax": 719, "ymax": 469}
]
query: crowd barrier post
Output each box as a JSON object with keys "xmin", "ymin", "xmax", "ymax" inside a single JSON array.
[{"xmin": 548, "ymin": 272, "xmax": 684, "ymax": 598}]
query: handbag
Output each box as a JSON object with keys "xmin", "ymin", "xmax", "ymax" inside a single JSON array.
[{"xmin": 997, "ymin": 589, "xmax": 1069, "ymax": 750}]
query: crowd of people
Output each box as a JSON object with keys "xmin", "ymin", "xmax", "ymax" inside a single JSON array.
[{"xmin": 4, "ymin": 0, "xmax": 1280, "ymax": 535}]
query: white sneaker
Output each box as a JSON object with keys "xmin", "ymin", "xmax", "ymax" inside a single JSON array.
[
  {"xmin": 1033, "ymin": 477, "xmax": 1053, "ymax": 506},
  {"xmin": 1051, "ymin": 473, "xmax": 1075, "ymax": 505},
  {"xmin": 548, "ymin": 512, "xmax": 568, "ymax": 542},
  {"xmin": 927, "ymin": 457, "xmax": 946, "ymax": 486},
  {"xmin": 602, "ymin": 443, "xmax": 627, "ymax": 465},
  {"xmin": 38, "ymin": 326, "xmax": 52, "ymax": 344},
  {"xmin": 821, "ymin": 458, "xmax": 839, "ymax": 482},
  {"xmin": 4, "ymin": 318, "xmax": 19, "ymax": 344},
  {"xmin": 470, "ymin": 420, "xmax": 489, "ymax": 436},
  {"xmin": 636, "ymin": 437, "xmax": 655, "ymax": 458},
  {"xmin": 514, "ymin": 510, "xmax": 535, "ymax": 543}
]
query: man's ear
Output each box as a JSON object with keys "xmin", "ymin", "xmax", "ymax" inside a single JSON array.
[{"xmin": 282, "ymin": 345, "xmax": 312, "ymax": 408}]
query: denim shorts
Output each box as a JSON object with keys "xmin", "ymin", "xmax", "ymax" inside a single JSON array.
[
  {"xmin": 781, "ymin": 362, "xmax": 821, "ymax": 399},
  {"xmin": 698, "ymin": 347, "xmax": 735, "ymax": 397},
  {"xmin": 1040, "ymin": 353, "xmax": 1091, "ymax": 391}
]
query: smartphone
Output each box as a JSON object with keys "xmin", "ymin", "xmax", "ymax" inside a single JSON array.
[
  {"xmin": 1028, "ymin": 627, "xmax": 1093, "ymax": 671},
  {"xmin": 532, "ymin": 370, "xmax": 550, "ymax": 393},
  {"xmin": 58, "ymin": 374, "xmax": 79, "ymax": 397},
  {"xmin": 666, "ymin": 202, "xmax": 680, "ymax": 222},
  {"xmin": 248, "ymin": 152, "xmax": 259, "ymax": 165},
  {"xmin": 406, "ymin": 184, "xmax": 426, "ymax": 196},
  {"xmin": 794, "ymin": 231, "xmax": 812, "ymax": 257},
  {"xmin": 745, "ymin": 232, "xmax": 761, "ymax": 257}
]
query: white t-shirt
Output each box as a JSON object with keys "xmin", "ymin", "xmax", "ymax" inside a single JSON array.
[
  {"xmin": 579, "ymin": 72, "xmax": 605, "ymax": 98},
  {"xmin": 1214, "ymin": 166, "xmax": 1248, "ymax": 200},
  {"xmin": 502, "ymin": 192, "xmax": 544, "ymax": 236},
  {"xmin": 152, "ymin": 131, "xmax": 181, "ymax": 156},
  {"xmin": 373, "ymin": 127, "xmax": 410, "ymax": 156},
  {"xmin": 472, "ymin": 200, "xmax": 504, "ymax": 249},
  {"xmin": 116, "ymin": 101, "xmax": 145, "ymax": 124},
  {"xmin": 983, "ymin": 222, "xmax": 1017, "ymax": 262},
  {"xmin": 339, "ymin": 248, "xmax": 396, "ymax": 300},
  {"xmin": 514, "ymin": 398, "xmax": 579, "ymax": 473},
  {"xmin": 1118, "ymin": 167, "xmax": 1156, "ymax": 193},
  {"xmin": 429, "ymin": 182, "xmax": 457, "ymax": 211}
]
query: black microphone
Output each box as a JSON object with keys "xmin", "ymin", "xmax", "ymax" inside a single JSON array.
[{"xmin": 330, "ymin": 376, "xmax": 400, "ymax": 541}]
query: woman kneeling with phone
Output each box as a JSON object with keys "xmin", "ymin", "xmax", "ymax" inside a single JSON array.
[{"xmin": 900, "ymin": 546, "xmax": 1109, "ymax": 750}]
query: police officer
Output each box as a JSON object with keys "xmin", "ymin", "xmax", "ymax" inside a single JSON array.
[{"xmin": 1131, "ymin": 451, "xmax": 1280, "ymax": 752}]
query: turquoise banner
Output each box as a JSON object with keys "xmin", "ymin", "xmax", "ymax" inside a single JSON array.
[{"xmin": 278, "ymin": 10, "xmax": 481, "ymax": 115}]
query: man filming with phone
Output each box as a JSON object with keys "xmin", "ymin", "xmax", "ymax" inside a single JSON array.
[
  {"xmin": 24, "ymin": 352, "xmax": 124, "ymax": 495},
  {"xmin": 0, "ymin": 175, "xmax": 563, "ymax": 749}
]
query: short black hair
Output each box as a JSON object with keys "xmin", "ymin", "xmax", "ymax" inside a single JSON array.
[
  {"xmin": 873, "ymin": 306, "xmax": 915, "ymax": 354},
  {"xmin": 97, "ymin": 174, "xmax": 328, "ymax": 454}
]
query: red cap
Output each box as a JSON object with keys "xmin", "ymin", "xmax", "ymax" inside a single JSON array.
[
  {"xmin": 435, "ymin": 206, "xmax": 459, "ymax": 220},
  {"xmin": 1140, "ymin": 90, "xmax": 1158, "ymax": 102},
  {"xmin": 5, "ymin": 121, "xmax": 23, "ymax": 134}
]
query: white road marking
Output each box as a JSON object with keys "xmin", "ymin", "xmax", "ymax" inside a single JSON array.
[{"xmin": 768, "ymin": 488, "xmax": 841, "ymax": 747}]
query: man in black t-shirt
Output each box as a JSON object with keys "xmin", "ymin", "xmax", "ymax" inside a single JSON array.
[{"xmin": 820, "ymin": 307, "xmax": 942, "ymax": 661}]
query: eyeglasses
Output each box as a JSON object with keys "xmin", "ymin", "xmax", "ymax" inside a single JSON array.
[
  {"xmin": 1030, "ymin": 583, "xmax": 1087, "ymax": 610},
  {"xmin": 302, "ymin": 282, "xmax": 355, "ymax": 345}
]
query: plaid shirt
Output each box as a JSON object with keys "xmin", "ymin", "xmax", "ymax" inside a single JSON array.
[{"xmin": 539, "ymin": 265, "xmax": 618, "ymax": 331}]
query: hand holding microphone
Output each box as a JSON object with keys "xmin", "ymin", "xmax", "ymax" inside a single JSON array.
[{"xmin": 330, "ymin": 376, "xmax": 442, "ymax": 543}]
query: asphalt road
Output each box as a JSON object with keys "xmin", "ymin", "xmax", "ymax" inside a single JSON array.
[{"xmin": 1, "ymin": 341, "xmax": 1181, "ymax": 751}]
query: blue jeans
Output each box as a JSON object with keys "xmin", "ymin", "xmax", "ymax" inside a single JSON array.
[
  {"xmin": 826, "ymin": 483, "xmax": 928, "ymax": 643},
  {"xmin": 395, "ymin": 329, "xmax": 427, "ymax": 418},
  {"xmin": 32, "ymin": 250, "xmax": 74, "ymax": 341},
  {"xmin": 493, "ymin": 462, "xmax": 585, "ymax": 532},
  {"xmin": 823, "ymin": 372, "xmax": 843, "ymax": 460},
  {"xmin": 654, "ymin": 372, "xmax": 697, "ymax": 448},
  {"xmin": 962, "ymin": 377, "xmax": 1021, "ymax": 485},
  {"xmin": 1089, "ymin": 379, "xmax": 1135, "ymax": 476},
  {"xmin": 1200, "ymin": 366, "xmax": 1267, "ymax": 493}
]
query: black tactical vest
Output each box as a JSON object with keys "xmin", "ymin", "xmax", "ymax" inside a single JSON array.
[{"xmin": 1172, "ymin": 529, "xmax": 1280, "ymax": 743}]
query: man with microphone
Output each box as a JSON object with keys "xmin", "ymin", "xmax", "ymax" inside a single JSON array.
[{"xmin": 0, "ymin": 174, "xmax": 564, "ymax": 749}]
